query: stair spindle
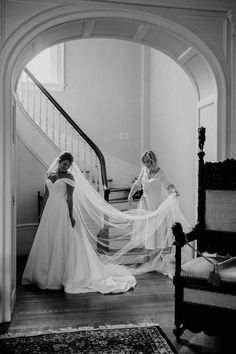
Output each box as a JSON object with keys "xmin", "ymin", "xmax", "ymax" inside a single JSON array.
[
  {"xmin": 32, "ymin": 83, "xmax": 36, "ymax": 122},
  {"xmin": 58, "ymin": 113, "xmax": 62, "ymax": 149},
  {"xmin": 45, "ymin": 99, "xmax": 49, "ymax": 135},
  {"xmin": 39, "ymin": 91, "xmax": 42, "ymax": 128},
  {"xmin": 52, "ymin": 106, "xmax": 55, "ymax": 142},
  {"xmin": 64, "ymin": 117, "xmax": 67, "ymax": 150}
]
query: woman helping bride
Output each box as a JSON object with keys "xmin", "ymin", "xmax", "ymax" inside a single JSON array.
[{"xmin": 22, "ymin": 151, "xmax": 189, "ymax": 294}]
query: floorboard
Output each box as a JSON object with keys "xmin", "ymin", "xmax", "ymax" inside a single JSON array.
[{"xmin": 4, "ymin": 256, "xmax": 233, "ymax": 353}]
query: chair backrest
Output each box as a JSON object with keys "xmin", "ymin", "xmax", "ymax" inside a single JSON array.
[{"xmin": 197, "ymin": 128, "xmax": 236, "ymax": 255}]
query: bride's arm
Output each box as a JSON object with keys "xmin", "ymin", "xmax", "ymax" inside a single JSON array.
[
  {"xmin": 40, "ymin": 173, "xmax": 56, "ymax": 217},
  {"xmin": 40, "ymin": 185, "xmax": 49, "ymax": 219},
  {"xmin": 66, "ymin": 181, "xmax": 75, "ymax": 228}
]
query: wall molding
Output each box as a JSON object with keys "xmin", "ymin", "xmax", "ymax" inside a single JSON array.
[
  {"xmin": 17, "ymin": 222, "xmax": 38, "ymax": 230},
  {"xmin": 4, "ymin": 0, "xmax": 236, "ymax": 12},
  {"xmin": 198, "ymin": 95, "xmax": 216, "ymax": 108},
  {"xmin": 0, "ymin": 0, "xmax": 5, "ymax": 46}
]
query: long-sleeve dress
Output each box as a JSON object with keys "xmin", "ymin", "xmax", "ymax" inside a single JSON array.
[
  {"xmin": 22, "ymin": 178, "xmax": 136, "ymax": 294},
  {"xmin": 133, "ymin": 167, "xmax": 173, "ymax": 250}
]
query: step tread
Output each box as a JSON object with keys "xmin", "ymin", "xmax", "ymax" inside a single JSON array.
[
  {"xmin": 108, "ymin": 249, "xmax": 144, "ymax": 255},
  {"xmin": 109, "ymin": 198, "xmax": 140, "ymax": 203},
  {"xmin": 109, "ymin": 197, "xmax": 129, "ymax": 203},
  {"xmin": 109, "ymin": 187, "xmax": 130, "ymax": 192}
]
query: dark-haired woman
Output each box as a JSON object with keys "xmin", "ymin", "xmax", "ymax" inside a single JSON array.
[
  {"xmin": 22, "ymin": 152, "xmax": 136, "ymax": 293},
  {"xmin": 40, "ymin": 151, "xmax": 75, "ymax": 227}
]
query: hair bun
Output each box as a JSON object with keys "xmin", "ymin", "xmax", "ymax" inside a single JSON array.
[{"xmin": 59, "ymin": 151, "xmax": 74, "ymax": 165}]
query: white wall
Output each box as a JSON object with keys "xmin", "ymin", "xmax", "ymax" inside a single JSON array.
[
  {"xmin": 16, "ymin": 137, "xmax": 46, "ymax": 255},
  {"xmin": 149, "ymin": 50, "xmax": 197, "ymax": 225},
  {"xmin": 52, "ymin": 38, "xmax": 143, "ymax": 167}
]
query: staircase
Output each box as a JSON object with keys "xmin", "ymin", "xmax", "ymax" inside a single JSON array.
[
  {"xmin": 17, "ymin": 68, "xmax": 109, "ymax": 199},
  {"xmin": 109, "ymin": 187, "xmax": 140, "ymax": 211},
  {"xmin": 16, "ymin": 68, "xmax": 143, "ymax": 264}
]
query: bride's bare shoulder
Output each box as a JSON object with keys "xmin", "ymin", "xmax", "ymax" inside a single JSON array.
[{"xmin": 66, "ymin": 173, "xmax": 75, "ymax": 181}]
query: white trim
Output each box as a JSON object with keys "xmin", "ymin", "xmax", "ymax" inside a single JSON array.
[
  {"xmin": 4, "ymin": 0, "xmax": 236, "ymax": 12},
  {"xmin": 133, "ymin": 23, "xmax": 150, "ymax": 42},
  {"xmin": 178, "ymin": 47, "xmax": 195, "ymax": 63},
  {"xmin": 0, "ymin": 0, "xmax": 5, "ymax": 45},
  {"xmin": 26, "ymin": 43, "xmax": 65, "ymax": 92},
  {"xmin": 17, "ymin": 223, "xmax": 38, "ymax": 231},
  {"xmin": 83, "ymin": 19, "xmax": 96, "ymax": 38},
  {"xmin": 198, "ymin": 95, "xmax": 216, "ymax": 109},
  {"xmin": 140, "ymin": 44, "xmax": 150, "ymax": 155}
]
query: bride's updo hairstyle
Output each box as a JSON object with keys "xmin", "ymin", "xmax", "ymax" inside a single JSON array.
[
  {"xmin": 46, "ymin": 152, "xmax": 74, "ymax": 178},
  {"xmin": 141, "ymin": 150, "xmax": 158, "ymax": 166},
  {"xmin": 58, "ymin": 151, "xmax": 74, "ymax": 166}
]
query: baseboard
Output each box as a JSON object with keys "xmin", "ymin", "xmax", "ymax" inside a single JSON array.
[{"xmin": 16, "ymin": 223, "xmax": 38, "ymax": 256}]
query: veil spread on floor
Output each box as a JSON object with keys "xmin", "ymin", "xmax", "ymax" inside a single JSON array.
[{"xmin": 47, "ymin": 156, "xmax": 191, "ymax": 278}]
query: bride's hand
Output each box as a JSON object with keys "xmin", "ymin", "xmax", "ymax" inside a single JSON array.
[{"xmin": 71, "ymin": 216, "xmax": 76, "ymax": 228}]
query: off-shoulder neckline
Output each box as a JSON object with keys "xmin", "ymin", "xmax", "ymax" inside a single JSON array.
[{"xmin": 47, "ymin": 177, "xmax": 75, "ymax": 184}]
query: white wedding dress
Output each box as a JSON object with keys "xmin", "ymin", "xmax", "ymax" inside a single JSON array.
[{"xmin": 22, "ymin": 178, "xmax": 136, "ymax": 294}]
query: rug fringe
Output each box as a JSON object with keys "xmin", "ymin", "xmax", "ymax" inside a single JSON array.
[{"xmin": 0, "ymin": 321, "xmax": 160, "ymax": 339}]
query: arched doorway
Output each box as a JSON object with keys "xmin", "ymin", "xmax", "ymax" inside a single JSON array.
[{"xmin": 0, "ymin": 5, "xmax": 227, "ymax": 323}]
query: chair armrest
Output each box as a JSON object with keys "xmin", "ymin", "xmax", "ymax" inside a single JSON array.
[
  {"xmin": 172, "ymin": 222, "xmax": 199, "ymax": 246},
  {"xmin": 172, "ymin": 223, "xmax": 201, "ymax": 278}
]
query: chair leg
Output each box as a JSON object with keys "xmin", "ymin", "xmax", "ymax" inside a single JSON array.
[{"xmin": 173, "ymin": 324, "xmax": 184, "ymax": 342}]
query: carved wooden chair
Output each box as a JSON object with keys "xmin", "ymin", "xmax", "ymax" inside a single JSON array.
[{"xmin": 172, "ymin": 127, "xmax": 236, "ymax": 340}]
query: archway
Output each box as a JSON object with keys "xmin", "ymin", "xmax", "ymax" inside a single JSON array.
[{"xmin": 0, "ymin": 5, "xmax": 227, "ymax": 323}]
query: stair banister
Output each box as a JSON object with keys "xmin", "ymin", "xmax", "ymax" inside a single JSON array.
[{"xmin": 23, "ymin": 67, "xmax": 110, "ymax": 201}]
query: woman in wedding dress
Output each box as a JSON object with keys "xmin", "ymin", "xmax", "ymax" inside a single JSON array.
[{"xmin": 22, "ymin": 152, "xmax": 136, "ymax": 294}]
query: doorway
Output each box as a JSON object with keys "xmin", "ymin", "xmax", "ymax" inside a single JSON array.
[{"xmin": 0, "ymin": 8, "xmax": 226, "ymax": 324}]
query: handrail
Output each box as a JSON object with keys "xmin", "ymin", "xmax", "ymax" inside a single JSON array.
[{"xmin": 24, "ymin": 67, "xmax": 109, "ymax": 200}]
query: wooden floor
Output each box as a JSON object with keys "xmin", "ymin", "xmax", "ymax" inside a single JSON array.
[{"xmin": 4, "ymin": 256, "xmax": 233, "ymax": 353}]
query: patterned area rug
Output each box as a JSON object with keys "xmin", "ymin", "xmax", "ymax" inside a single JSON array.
[{"xmin": 0, "ymin": 324, "xmax": 177, "ymax": 353}]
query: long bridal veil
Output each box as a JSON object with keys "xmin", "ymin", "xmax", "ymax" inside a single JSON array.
[{"xmin": 47, "ymin": 157, "xmax": 191, "ymax": 277}]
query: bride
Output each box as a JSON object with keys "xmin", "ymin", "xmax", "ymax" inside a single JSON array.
[{"xmin": 22, "ymin": 151, "xmax": 189, "ymax": 294}]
